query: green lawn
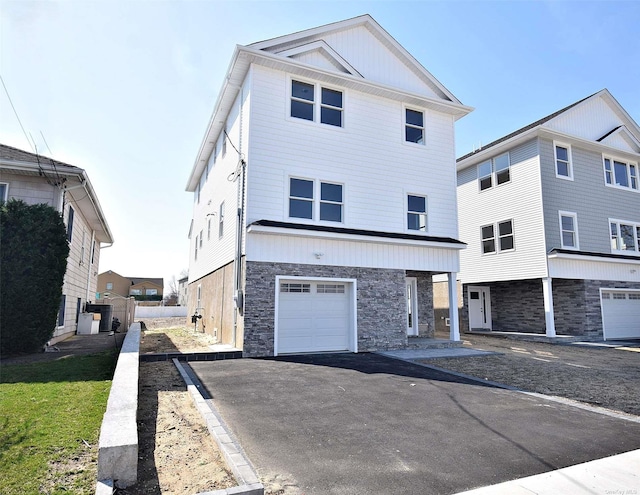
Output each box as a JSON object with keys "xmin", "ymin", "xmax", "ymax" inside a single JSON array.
[{"xmin": 0, "ymin": 352, "xmax": 116, "ymax": 495}]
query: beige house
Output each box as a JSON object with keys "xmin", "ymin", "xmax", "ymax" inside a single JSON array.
[
  {"xmin": 0, "ymin": 143, "xmax": 113, "ymax": 344},
  {"xmin": 97, "ymin": 271, "xmax": 164, "ymax": 300}
]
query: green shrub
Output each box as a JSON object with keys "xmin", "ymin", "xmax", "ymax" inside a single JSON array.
[{"xmin": 0, "ymin": 199, "xmax": 69, "ymax": 355}]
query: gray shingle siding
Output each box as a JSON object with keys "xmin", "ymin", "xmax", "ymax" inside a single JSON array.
[{"xmin": 540, "ymin": 138, "xmax": 640, "ymax": 254}]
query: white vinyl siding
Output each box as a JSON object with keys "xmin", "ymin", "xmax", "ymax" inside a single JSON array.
[
  {"xmin": 246, "ymin": 64, "xmax": 459, "ymax": 240},
  {"xmin": 458, "ymin": 139, "xmax": 547, "ymax": 284}
]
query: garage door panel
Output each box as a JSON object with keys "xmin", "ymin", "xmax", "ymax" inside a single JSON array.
[
  {"xmin": 277, "ymin": 280, "xmax": 352, "ymax": 354},
  {"xmin": 602, "ymin": 291, "xmax": 640, "ymax": 340}
]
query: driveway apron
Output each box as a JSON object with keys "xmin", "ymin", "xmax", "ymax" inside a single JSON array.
[{"xmin": 189, "ymin": 353, "xmax": 640, "ymax": 495}]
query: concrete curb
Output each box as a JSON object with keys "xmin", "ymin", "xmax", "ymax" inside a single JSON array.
[
  {"xmin": 96, "ymin": 323, "xmax": 141, "ymax": 490},
  {"xmin": 172, "ymin": 358, "xmax": 264, "ymax": 495}
]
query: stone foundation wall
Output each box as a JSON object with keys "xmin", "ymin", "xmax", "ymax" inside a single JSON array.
[
  {"xmin": 463, "ymin": 278, "xmax": 640, "ymax": 338},
  {"xmin": 243, "ymin": 262, "xmax": 420, "ymax": 357}
]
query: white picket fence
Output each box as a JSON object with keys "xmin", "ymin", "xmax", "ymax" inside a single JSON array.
[{"xmin": 134, "ymin": 305, "xmax": 188, "ymax": 318}]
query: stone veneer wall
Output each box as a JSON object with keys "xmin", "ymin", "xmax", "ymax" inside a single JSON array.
[
  {"xmin": 462, "ymin": 278, "xmax": 640, "ymax": 338},
  {"xmin": 243, "ymin": 262, "xmax": 409, "ymax": 357}
]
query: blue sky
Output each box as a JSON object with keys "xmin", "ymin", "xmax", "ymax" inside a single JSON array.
[{"xmin": 1, "ymin": 0, "xmax": 638, "ymax": 290}]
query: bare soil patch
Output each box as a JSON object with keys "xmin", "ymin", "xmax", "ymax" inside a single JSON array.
[
  {"xmin": 120, "ymin": 325, "xmax": 236, "ymax": 495},
  {"xmin": 426, "ymin": 333, "xmax": 640, "ymax": 416},
  {"xmin": 138, "ymin": 320, "xmax": 217, "ymax": 354}
]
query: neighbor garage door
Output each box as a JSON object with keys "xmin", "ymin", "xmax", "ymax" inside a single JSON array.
[
  {"xmin": 601, "ymin": 290, "xmax": 640, "ymax": 340},
  {"xmin": 277, "ymin": 280, "xmax": 352, "ymax": 354}
]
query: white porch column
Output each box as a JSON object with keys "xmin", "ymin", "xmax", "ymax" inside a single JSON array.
[
  {"xmin": 542, "ymin": 277, "xmax": 556, "ymax": 338},
  {"xmin": 448, "ymin": 272, "xmax": 460, "ymax": 341}
]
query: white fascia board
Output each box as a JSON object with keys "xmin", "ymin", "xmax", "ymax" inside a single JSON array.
[
  {"xmin": 0, "ymin": 159, "xmax": 113, "ymax": 243},
  {"xmin": 538, "ymin": 128, "xmax": 640, "ymax": 162},
  {"xmin": 547, "ymin": 251, "xmax": 640, "ymax": 266},
  {"xmin": 246, "ymin": 224, "xmax": 466, "ymax": 250},
  {"xmin": 240, "ymin": 46, "xmax": 472, "ymax": 117},
  {"xmin": 600, "ymin": 90, "xmax": 640, "ymax": 139},
  {"xmin": 186, "ymin": 45, "xmax": 245, "ymax": 191}
]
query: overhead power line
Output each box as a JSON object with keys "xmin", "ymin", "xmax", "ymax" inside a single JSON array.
[{"xmin": 0, "ymin": 73, "xmax": 35, "ymax": 153}]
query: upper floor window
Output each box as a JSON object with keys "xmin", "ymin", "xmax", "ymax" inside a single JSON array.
[
  {"xmin": 554, "ymin": 143, "xmax": 573, "ymax": 180},
  {"xmin": 0, "ymin": 183, "xmax": 8, "ymax": 202},
  {"xmin": 559, "ymin": 211, "xmax": 578, "ymax": 249},
  {"xmin": 478, "ymin": 153, "xmax": 510, "ymax": 191},
  {"xmin": 199, "ymin": 230, "xmax": 203, "ymax": 248},
  {"xmin": 405, "ymin": 109, "xmax": 424, "ymax": 145},
  {"xmin": 288, "ymin": 177, "xmax": 343, "ymax": 222},
  {"xmin": 106, "ymin": 282, "xmax": 113, "ymax": 290},
  {"xmin": 290, "ymin": 80, "xmax": 343, "ymax": 127},
  {"xmin": 320, "ymin": 182, "xmax": 343, "ymax": 222},
  {"xmin": 207, "ymin": 217, "xmax": 211, "ymax": 240},
  {"xmin": 604, "ymin": 156, "xmax": 638, "ymax": 191},
  {"xmin": 146, "ymin": 289, "xmax": 158, "ymax": 296},
  {"xmin": 67, "ymin": 205, "xmax": 75, "ymax": 242},
  {"xmin": 407, "ymin": 194, "xmax": 427, "ymax": 231},
  {"xmin": 610, "ymin": 219, "xmax": 640, "ymax": 253},
  {"xmin": 219, "ymin": 202, "xmax": 225, "ymax": 238},
  {"xmin": 481, "ymin": 219, "xmax": 514, "ymax": 254},
  {"xmin": 130, "ymin": 289, "xmax": 142, "ymax": 295}
]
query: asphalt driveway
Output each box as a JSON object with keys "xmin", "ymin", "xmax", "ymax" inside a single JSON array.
[{"xmin": 189, "ymin": 353, "xmax": 640, "ymax": 495}]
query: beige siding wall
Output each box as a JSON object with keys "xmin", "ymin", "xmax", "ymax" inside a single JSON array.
[
  {"xmin": 0, "ymin": 171, "xmax": 61, "ymax": 207},
  {"xmin": 187, "ymin": 261, "xmax": 240, "ymax": 347}
]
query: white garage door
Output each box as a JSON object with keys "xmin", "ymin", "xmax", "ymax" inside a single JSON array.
[
  {"xmin": 277, "ymin": 280, "xmax": 352, "ymax": 354},
  {"xmin": 601, "ymin": 290, "xmax": 640, "ymax": 340}
]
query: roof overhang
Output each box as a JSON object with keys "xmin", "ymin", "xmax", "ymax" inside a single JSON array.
[
  {"xmin": 457, "ymin": 126, "xmax": 640, "ymax": 171},
  {"xmin": 0, "ymin": 158, "xmax": 114, "ymax": 243},
  {"xmin": 186, "ymin": 45, "xmax": 473, "ymax": 191},
  {"xmin": 548, "ymin": 249, "xmax": 640, "ymax": 265},
  {"xmin": 247, "ymin": 220, "xmax": 466, "ymax": 250}
]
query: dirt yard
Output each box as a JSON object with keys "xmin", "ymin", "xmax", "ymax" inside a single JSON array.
[
  {"xmin": 426, "ymin": 332, "xmax": 640, "ymax": 416},
  {"xmin": 119, "ymin": 321, "xmax": 236, "ymax": 495}
]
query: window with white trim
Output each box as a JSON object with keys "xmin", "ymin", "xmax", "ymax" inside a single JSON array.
[
  {"xmin": 554, "ymin": 142, "xmax": 573, "ymax": 179},
  {"xmin": 478, "ymin": 153, "xmax": 510, "ymax": 191},
  {"xmin": 194, "ymin": 233, "xmax": 199, "ymax": 260},
  {"xmin": 559, "ymin": 211, "xmax": 578, "ymax": 249},
  {"xmin": 481, "ymin": 220, "xmax": 514, "ymax": 254},
  {"xmin": 290, "ymin": 80, "xmax": 343, "ymax": 127},
  {"xmin": 0, "ymin": 182, "xmax": 8, "ymax": 202},
  {"xmin": 610, "ymin": 219, "xmax": 640, "ymax": 253},
  {"xmin": 288, "ymin": 178, "xmax": 343, "ymax": 223},
  {"xmin": 405, "ymin": 108, "xmax": 424, "ymax": 145},
  {"xmin": 603, "ymin": 156, "xmax": 638, "ymax": 191},
  {"xmin": 199, "ymin": 230, "xmax": 203, "ymax": 249},
  {"xmin": 407, "ymin": 194, "xmax": 427, "ymax": 232},
  {"xmin": 207, "ymin": 217, "xmax": 211, "ymax": 240}
]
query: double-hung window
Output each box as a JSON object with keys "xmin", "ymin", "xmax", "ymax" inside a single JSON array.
[
  {"xmin": 320, "ymin": 182, "xmax": 343, "ymax": 222},
  {"xmin": 481, "ymin": 220, "xmax": 514, "ymax": 254},
  {"xmin": 407, "ymin": 194, "xmax": 427, "ymax": 231},
  {"xmin": 554, "ymin": 142, "xmax": 573, "ymax": 179},
  {"xmin": 610, "ymin": 219, "xmax": 640, "ymax": 253},
  {"xmin": 603, "ymin": 156, "xmax": 639, "ymax": 191},
  {"xmin": 291, "ymin": 80, "xmax": 343, "ymax": 127},
  {"xmin": 405, "ymin": 108, "xmax": 424, "ymax": 144},
  {"xmin": 559, "ymin": 212, "xmax": 578, "ymax": 249},
  {"xmin": 289, "ymin": 178, "xmax": 314, "ymax": 219},
  {"xmin": 0, "ymin": 182, "xmax": 8, "ymax": 202},
  {"xmin": 478, "ymin": 153, "xmax": 510, "ymax": 191},
  {"xmin": 288, "ymin": 178, "xmax": 343, "ymax": 222}
]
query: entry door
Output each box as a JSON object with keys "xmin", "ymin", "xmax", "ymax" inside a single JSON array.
[
  {"xmin": 468, "ymin": 286, "xmax": 491, "ymax": 330},
  {"xmin": 406, "ymin": 278, "xmax": 418, "ymax": 336}
]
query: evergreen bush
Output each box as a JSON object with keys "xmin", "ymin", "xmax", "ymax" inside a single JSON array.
[{"xmin": 0, "ymin": 199, "xmax": 69, "ymax": 355}]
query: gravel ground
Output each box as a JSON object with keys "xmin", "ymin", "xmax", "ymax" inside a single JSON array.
[{"xmin": 424, "ymin": 332, "xmax": 640, "ymax": 416}]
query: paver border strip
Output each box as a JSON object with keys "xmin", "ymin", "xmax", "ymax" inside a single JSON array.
[
  {"xmin": 172, "ymin": 358, "xmax": 264, "ymax": 495},
  {"xmin": 376, "ymin": 351, "xmax": 640, "ymax": 424}
]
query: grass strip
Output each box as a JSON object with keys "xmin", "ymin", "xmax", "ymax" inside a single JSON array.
[{"xmin": 0, "ymin": 351, "xmax": 116, "ymax": 494}]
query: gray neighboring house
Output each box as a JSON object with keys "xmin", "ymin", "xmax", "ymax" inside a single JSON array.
[
  {"xmin": 0, "ymin": 143, "xmax": 113, "ymax": 344},
  {"xmin": 455, "ymin": 89, "xmax": 640, "ymax": 340}
]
